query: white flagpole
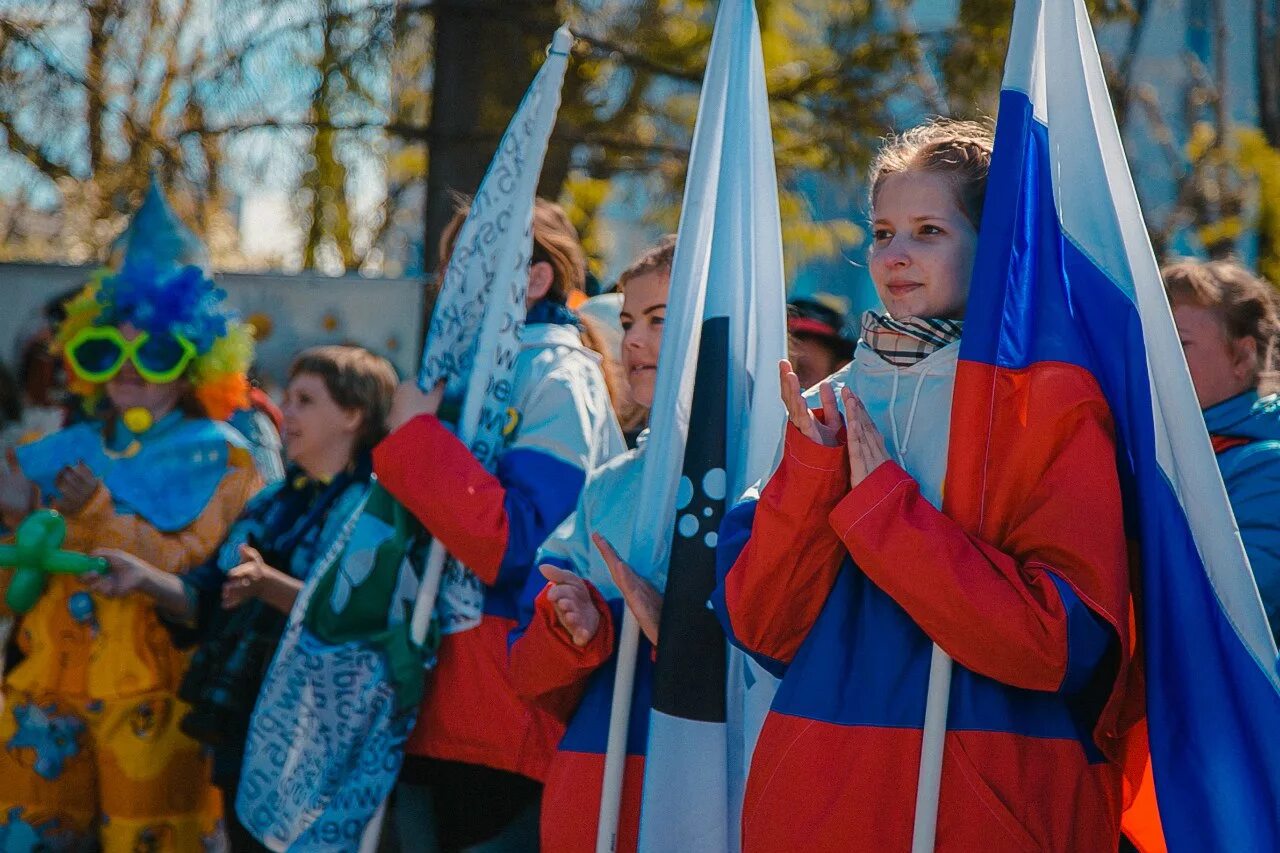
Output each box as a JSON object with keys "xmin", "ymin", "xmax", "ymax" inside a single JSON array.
[
  {"xmin": 355, "ymin": 25, "xmax": 574, "ymax": 852},
  {"xmin": 909, "ymin": 0, "xmax": 1025, "ymax": 846},
  {"xmin": 410, "ymin": 540, "xmax": 449, "ymax": 645},
  {"xmin": 357, "ymin": 799, "xmax": 388, "ymax": 853},
  {"xmin": 596, "ymin": 611, "xmax": 642, "ymax": 852},
  {"xmin": 596, "ymin": 2, "xmax": 786, "ymax": 849},
  {"xmin": 911, "ymin": 645, "xmax": 953, "ymax": 852}
]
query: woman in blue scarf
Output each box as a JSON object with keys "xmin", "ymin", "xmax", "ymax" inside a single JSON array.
[{"xmin": 90, "ymin": 344, "xmax": 397, "ymax": 850}]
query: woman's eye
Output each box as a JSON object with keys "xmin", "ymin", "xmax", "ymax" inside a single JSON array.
[
  {"xmin": 872, "ymin": 229, "xmax": 892, "ymax": 242},
  {"xmin": 620, "ymin": 321, "xmax": 633, "ymax": 332},
  {"xmin": 919, "ymin": 224, "xmax": 943, "ymax": 236},
  {"xmin": 651, "ymin": 315, "xmax": 665, "ymax": 327}
]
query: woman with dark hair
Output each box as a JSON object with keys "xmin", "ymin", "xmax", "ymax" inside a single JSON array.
[
  {"xmin": 1165, "ymin": 259, "xmax": 1280, "ymax": 641},
  {"xmin": 89, "ymin": 344, "xmax": 398, "ymax": 850}
]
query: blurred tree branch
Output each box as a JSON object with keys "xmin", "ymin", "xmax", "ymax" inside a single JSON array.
[{"xmin": 1, "ymin": 0, "xmax": 1276, "ymax": 285}]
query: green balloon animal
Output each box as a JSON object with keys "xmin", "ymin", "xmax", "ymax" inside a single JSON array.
[{"xmin": 0, "ymin": 510, "xmax": 108, "ymax": 613}]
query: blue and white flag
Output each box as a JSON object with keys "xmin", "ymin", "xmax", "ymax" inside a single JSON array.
[
  {"xmin": 980, "ymin": 0, "xmax": 1280, "ymax": 848},
  {"xmin": 412, "ymin": 24, "xmax": 575, "ymax": 643},
  {"xmin": 597, "ymin": 1, "xmax": 788, "ymax": 849}
]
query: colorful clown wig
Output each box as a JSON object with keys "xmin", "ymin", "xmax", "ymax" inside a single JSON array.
[{"xmin": 52, "ymin": 179, "xmax": 254, "ymax": 421}]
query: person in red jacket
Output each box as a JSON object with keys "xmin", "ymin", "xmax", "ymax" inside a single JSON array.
[
  {"xmin": 376, "ymin": 199, "xmax": 626, "ymax": 851},
  {"xmin": 712, "ymin": 120, "xmax": 1134, "ymax": 852},
  {"xmin": 508, "ymin": 237, "xmax": 674, "ymax": 853}
]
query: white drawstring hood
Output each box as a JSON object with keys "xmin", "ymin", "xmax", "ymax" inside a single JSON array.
[{"xmin": 807, "ymin": 339, "xmax": 959, "ymax": 509}]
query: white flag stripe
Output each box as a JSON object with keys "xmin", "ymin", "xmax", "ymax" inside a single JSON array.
[
  {"xmin": 1001, "ymin": 0, "xmax": 1046, "ymax": 121},
  {"xmin": 1037, "ymin": 0, "xmax": 1277, "ymax": 671}
]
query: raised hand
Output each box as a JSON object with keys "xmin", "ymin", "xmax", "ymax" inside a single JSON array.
[
  {"xmin": 54, "ymin": 463, "xmax": 101, "ymax": 516},
  {"xmin": 840, "ymin": 386, "xmax": 891, "ymax": 487},
  {"xmin": 592, "ymin": 533, "xmax": 663, "ymax": 646},
  {"xmin": 779, "ymin": 360, "xmax": 842, "ymax": 447},
  {"xmin": 388, "ymin": 380, "xmax": 445, "ymax": 431},
  {"xmin": 538, "ymin": 563, "xmax": 601, "ymax": 647},
  {"xmin": 222, "ymin": 544, "xmax": 272, "ymax": 610}
]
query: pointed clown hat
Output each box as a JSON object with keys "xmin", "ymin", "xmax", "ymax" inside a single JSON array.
[{"xmin": 54, "ymin": 177, "xmax": 254, "ymax": 420}]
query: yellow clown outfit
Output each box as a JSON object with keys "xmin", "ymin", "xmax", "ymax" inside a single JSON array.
[{"xmin": 0, "ymin": 181, "xmax": 262, "ymax": 851}]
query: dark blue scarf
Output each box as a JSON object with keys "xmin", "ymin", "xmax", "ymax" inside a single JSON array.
[{"xmin": 526, "ymin": 297, "xmax": 581, "ymax": 330}]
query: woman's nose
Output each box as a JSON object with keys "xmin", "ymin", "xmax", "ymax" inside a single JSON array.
[{"xmin": 878, "ymin": 240, "xmax": 911, "ymax": 268}]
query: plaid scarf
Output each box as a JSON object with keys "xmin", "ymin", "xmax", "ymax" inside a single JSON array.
[{"xmin": 860, "ymin": 311, "xmax": 963, "ymax": 367}]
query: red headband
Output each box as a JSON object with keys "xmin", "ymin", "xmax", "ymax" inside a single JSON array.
[{"xmin": 789, "ymin": 317, "xmax": 842, "ymax": 339}]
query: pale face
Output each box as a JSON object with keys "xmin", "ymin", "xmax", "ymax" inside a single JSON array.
[
  {"xmin": 619, "ymin": 271, "xmax": 670, "ymax": 409},
  {"xmin": 1172, "ymin": 302, "xmax": 1257, "ymax": 409},
  {"xmin": 869, "ymin": 171, "xmax": 979, "ymax": 320},
  {"xmin": 103, "ymin": 323, "xmax": 187, "ymax": 419},
  {"xmin": 281, "ymin": 372, "xmax": 361, "ymax": 477}
]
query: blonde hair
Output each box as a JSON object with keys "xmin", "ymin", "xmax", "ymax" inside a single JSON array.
[
  {"xmin": 869, "ymin": 118, "xmax": 996, "ymax": 225},
  {"xmin": 1163, "ymin": 259, "xmax": 1280, "ymax": 394},
  {"xmin": 437, "ymin": 197, "xmax": 587, "ymax": 302},
  {"xmin": 616, "ymin": 234, "xmax": 676, "ymax": 291}
]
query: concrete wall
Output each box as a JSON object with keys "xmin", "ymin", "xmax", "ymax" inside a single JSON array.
[{"xmin": 0, "ymin": 263, "xmax": 426, "ymax": 390}]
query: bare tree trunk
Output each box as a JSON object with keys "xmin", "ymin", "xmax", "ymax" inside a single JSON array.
[
  {"xmin": 1206, "ymin": 0, "xmax": 1241, "ymax": 258},
  {"xmin": 423, "ymin": 0, "xmax": 558, "ymax": 273},
  {"xmin": 84, "ymin": 0, "xmax": 107, "ymax": 177},
  {"xmin": 1110, "ymin": 0, "xmax": 1152, "ymax": 128},
  {"xmin": 1256, "ymin": 0, "xmax": 1280, "ymax": 282},
  {"xmin": 84, "ymin": 0, "xmax": 109, "ymax": 227},
  {"xmin": 304, "ymin": 2, "xmax": 356, "ymax": 271},
  {"xmin": 1258, "ymin": 0, "xmax": 1280, "ymax": 145}
]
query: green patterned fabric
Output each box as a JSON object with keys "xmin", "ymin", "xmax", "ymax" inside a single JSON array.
[{"xmin": 302, "ymin": 480, "xmax": 436, "ymax": 710}]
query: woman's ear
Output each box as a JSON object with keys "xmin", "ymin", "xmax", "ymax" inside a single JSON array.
[
  {"xmin": 1232, "ymin": 335, "xmax": 1260, "ymax": 381},
  {"xmin": 528, "ymin": 260, "xmax": 555, "ymax": 303},
  {"xmin": 342, "ymin": 406, "xmax": 364, "ymax": 437}
]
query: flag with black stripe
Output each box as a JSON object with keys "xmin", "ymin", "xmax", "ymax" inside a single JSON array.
[
  {"xmin": 651, "ymin": 315, "xmax": 730, "ymax": 723},
  {"xmin": 618, "ymin": 1, "xmax": 789, "ymax": 849}
]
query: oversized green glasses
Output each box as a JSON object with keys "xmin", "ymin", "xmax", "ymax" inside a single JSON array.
[{"xmin": 65, "ymin": 326, "xmax": 197, "ymax": 384}]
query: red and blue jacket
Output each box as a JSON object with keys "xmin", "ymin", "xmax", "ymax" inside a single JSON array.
[
  {"xmin": 374, "ymin": 319, "xmax": 625, "ymax": 781},
  {"xmin": 712, "ymin": 349, "xmax": 1134, "ymax": 852},
  {"xmin": 509, "ymin": 435, "xmax": 655, "ymax": 852}
]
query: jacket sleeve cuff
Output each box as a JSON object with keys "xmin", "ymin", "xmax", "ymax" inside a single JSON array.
[
  {"xmin": 532, "ymin": 580, "xmax": 616, "ymax": 668},
  {"xmin": 775, "ymin": 422, "xmax": 851, "ymax": 505},
  {"xmin": 62, "ymin": 485, "xmax": 114, "ymax": 551},
  {"xmin": 373, "ymin": 414, "xmax": 448, "ymax": 484},
  {"xmin": 827, "ymin": 460, "xmax": 914, "ymax": 543},
  {"xmin": 70, "ymin": 483, "xmax": 113, "ymax": 521}
]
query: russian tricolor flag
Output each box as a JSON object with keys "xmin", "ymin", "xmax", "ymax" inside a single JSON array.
[{"xmin": 975, "ymin": 0, "xmax": 1280, "ymax": 849}]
